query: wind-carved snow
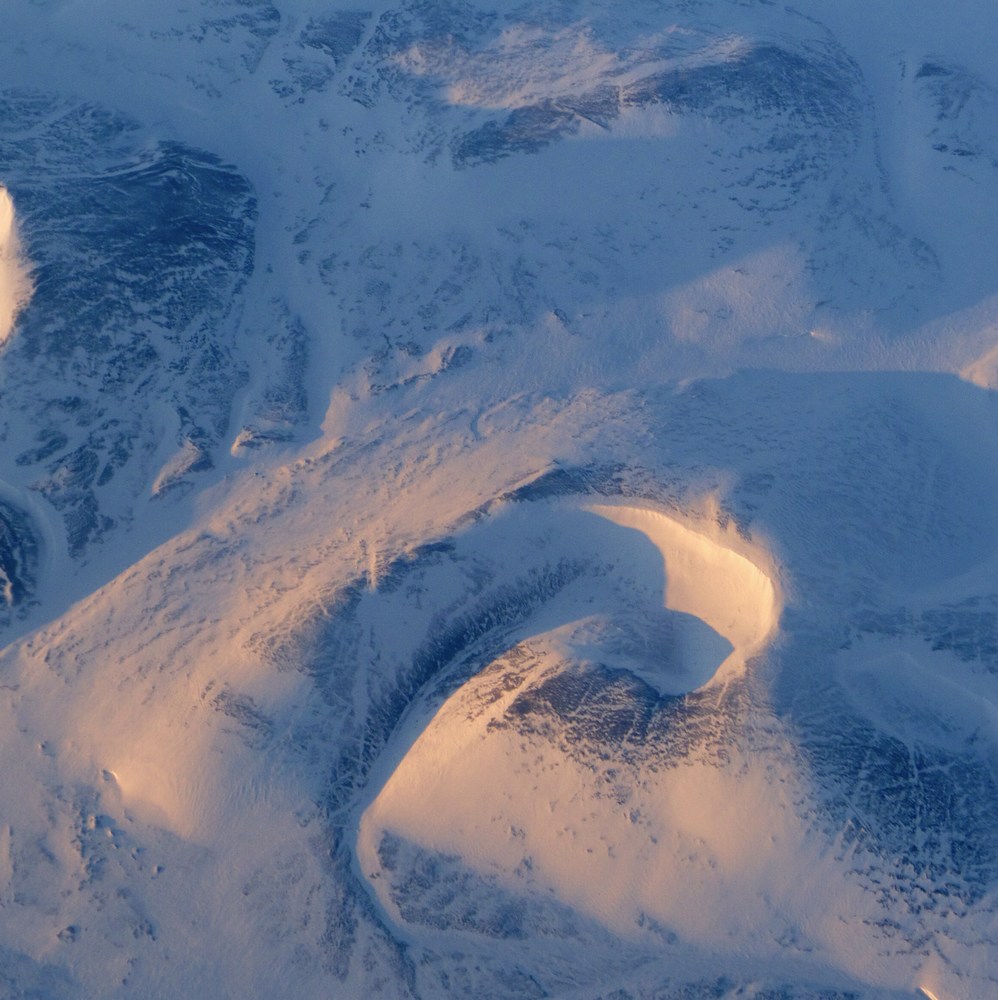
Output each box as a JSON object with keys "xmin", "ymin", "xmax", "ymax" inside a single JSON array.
[
  {"xmin": 0, "ymin": 185, "xmax": 32, "ymax": 346},
  {"xmin": 356, "ymin": 499, "xmax": 788, "ymax": 962},
  {"xmin": 2, "ymin": 0, "xmax": 998, "ymax": 996},
  {"xmin": 585, "ymin": 502, "xmax": 779, "ymax": 684}
]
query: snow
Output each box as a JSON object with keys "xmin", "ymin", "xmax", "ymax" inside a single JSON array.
[
  {"xmin": 585, "ymin": 502, "xmax": 780, "ymax": 682},
  {"xmin": 359, "ymin": 672, "xmax": 830, "ymax": 939},
  {"xmin": 835, "ymin": 637, "xmax": 998, "ymax": 761},
  {"xmin": 0, "ymin": 0, "xmax": 997, "ymax": 996},
  {"xmin": 0, "ymin": 185, "xmax": 31, "ymax": 346}
]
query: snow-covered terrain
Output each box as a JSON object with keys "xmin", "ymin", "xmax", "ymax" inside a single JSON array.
[{"xmin": 0, "ymin": 0, "xmax": 997, "ymax": 997}]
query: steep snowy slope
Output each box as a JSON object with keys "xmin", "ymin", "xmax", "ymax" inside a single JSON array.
[
  {"xmin": 0, "ymin": 1, "xmax": 997, "ymax": 998},
  {"xmin": 0, "ymin": 183, "xmax": 32, "ymax": 346}
]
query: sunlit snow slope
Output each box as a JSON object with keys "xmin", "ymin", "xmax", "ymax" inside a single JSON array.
[
  {"xmin": 0, "ymin": 185, "xmax": 31, "ymax": 345},
  {"xmin": 357, "ymin": 500, "xmax": 788, "ymax": 951},
  {"xmin": 0, "ymin": 1, "xmax": 997, "ymax": 999}
]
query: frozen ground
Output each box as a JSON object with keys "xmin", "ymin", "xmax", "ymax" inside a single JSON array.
[{"xmin": 0, "ymin": 1, "xmax": 997, "ymax": 998}]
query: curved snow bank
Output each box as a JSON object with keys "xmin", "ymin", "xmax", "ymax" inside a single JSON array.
[
  {"xmin": 961, "ymin": 340, "xmax": 998, "ymax": 390},
  {"xmin": 0, "ymin": 185, "xmax": 32, "ymax": 345},
  {"xmin": 356, "ymin": 498, "xmax": 796, "ymax": 958},
  {"xmin": 585, "ymin": 502, "xmax": 779, "ymax": 682},
  {"xmin": 358, "ymin": 689, "xmax": 857, "ymax": 946}
]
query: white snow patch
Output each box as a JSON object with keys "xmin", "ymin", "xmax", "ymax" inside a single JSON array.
[
  {"xmin": 836, "ymin": 636, "xmax": 998, "ymax": 761},
  {"xmin": 395, "ymin": 20, "xmax": 753, "ymax": 115},
  {"xmin": 151, "ymin": 438, "xmax": 208, "ymax": 496},
  {"xmin": 584, "ymin": 501, "xmax": 781, "ymax": 682},
  {"xmin": 0, "ymin": 185, "xmax": 32, "ymax": 346},
  {"xmin": 960, "ymin": 336, "xmax": 998, "ymax": 390},
  {"xmin": 662, "ymin": 244, "xmax": 816, "ymax": 351}
]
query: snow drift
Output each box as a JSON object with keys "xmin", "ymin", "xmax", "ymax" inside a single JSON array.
[
  {"xmin": 356, "ymin": 499, "xmax": 792, "ymax": 963},
  {"xmin": 0, "ymin": 185, "xmax": 31, "ymax": 345},
  {"xmin": 584, "ymin": 502, "xmax": 780, "ymax": 682}
]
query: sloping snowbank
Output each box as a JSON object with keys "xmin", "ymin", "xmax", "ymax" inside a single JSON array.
[
  {"xmin": 0, "ymin": 185, "xmax": 32, "ymax": 345},
  {"xmin": 356, "ymin": 500, "xmax": 798, "ymax": 967},
  {"xmin": 585, "ymin": 502, "xmax": 780, "ymax": 682}
]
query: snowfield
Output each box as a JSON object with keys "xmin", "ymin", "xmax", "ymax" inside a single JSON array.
[{"xmin": 0, "ymin": 0, "xmax": 997, "ymax": 998}]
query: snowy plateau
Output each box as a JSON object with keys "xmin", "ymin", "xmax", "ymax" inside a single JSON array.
[{"xmin": 0, "ymin": 0, "xmax": 997, "ymax": 997}]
